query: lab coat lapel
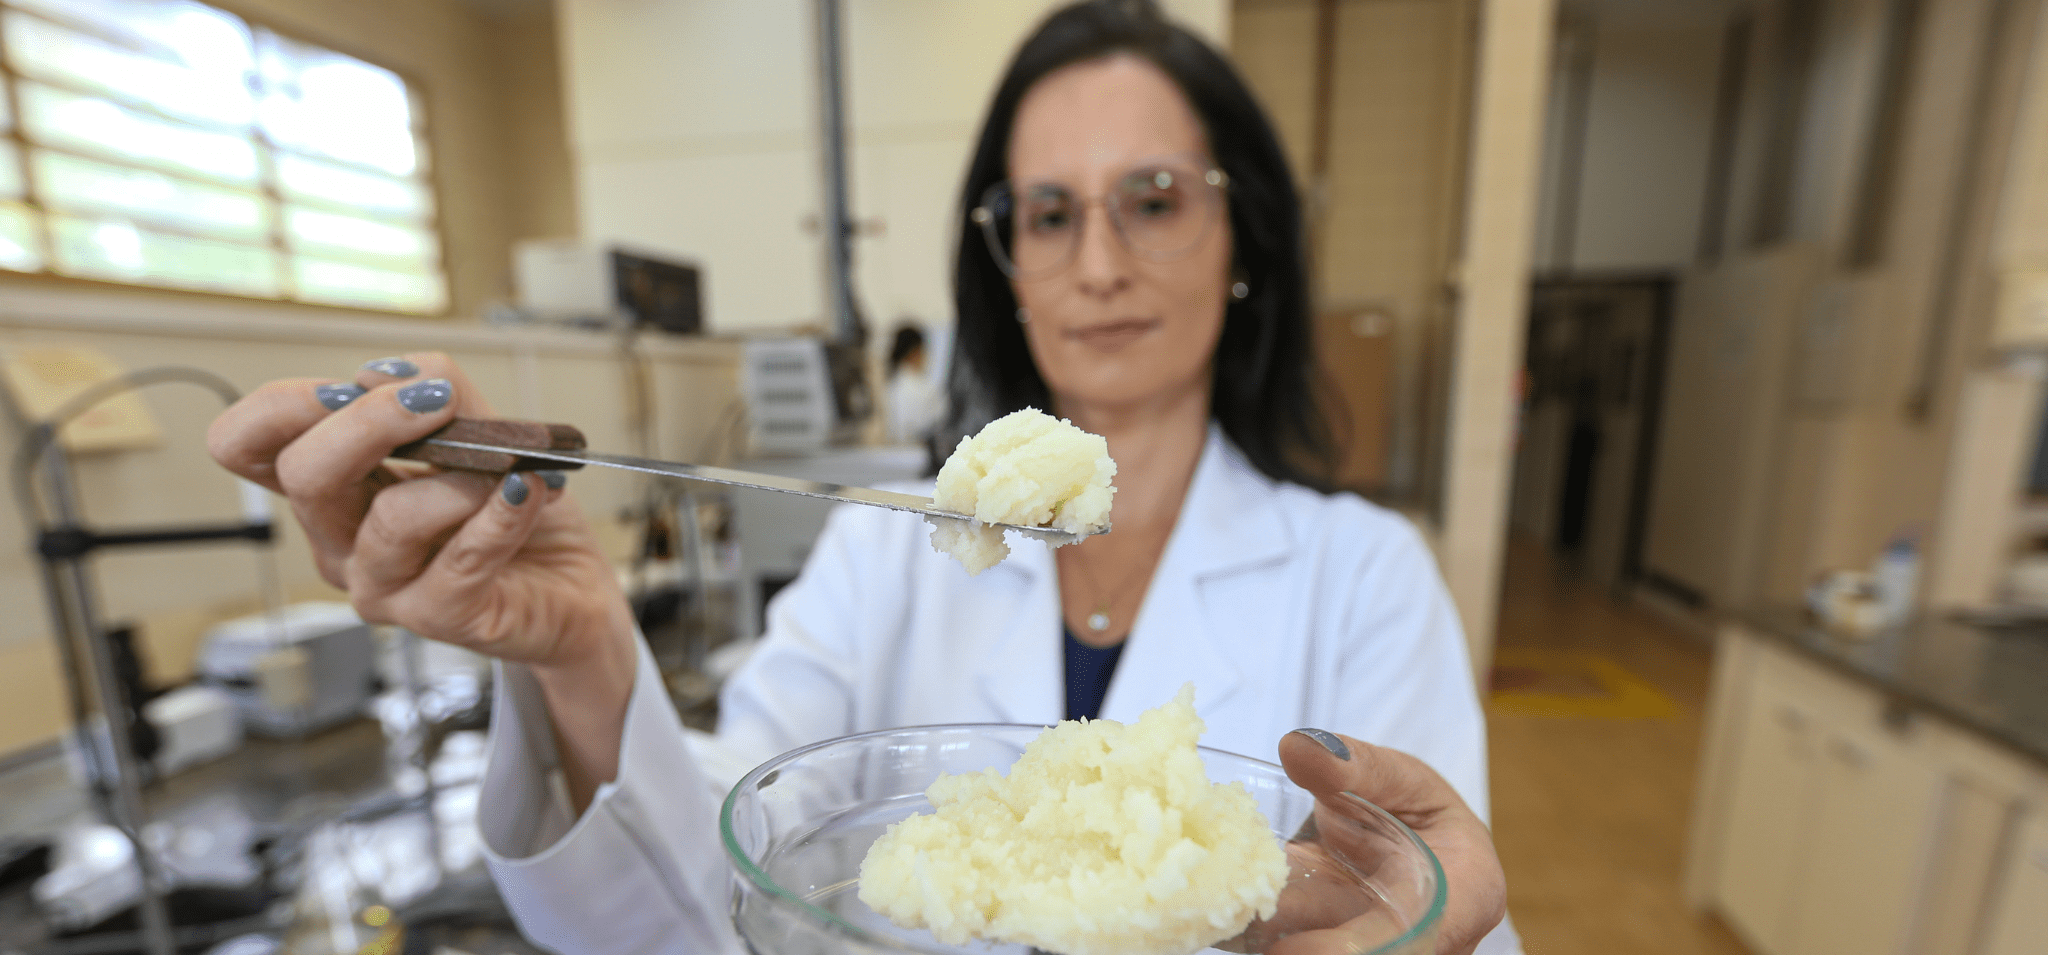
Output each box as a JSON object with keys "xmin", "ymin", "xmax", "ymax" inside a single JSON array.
[
  {"xmin": 970, "ymin": 529, "xmax": 1063, "ymax": 725},
  {"xmin": 1102, "ymin": 429, "xmax": 1292, "ymax": 722}
]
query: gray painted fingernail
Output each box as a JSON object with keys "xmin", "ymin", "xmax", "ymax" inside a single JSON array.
[
  {"xmin": 315, "ymin": 383, "xmax": 365, "ymax": 411},
  {"xmin": 363, "ymin": 357, "xmax": 419, "ymax": 377},
  {"xmin": 537, "ymin": 470, "xmax": 567, "ymax": 489},
  {"xmin": 396, "ymin": 378, "xmax": 452, "ymax": 414},
  {"xmin": 1292, "ymin": 728, "xmax": 1351, "ymax": 761},
  {"xmin": 501, "ymin": 474, "xmax": 530, "ymax": 506}
]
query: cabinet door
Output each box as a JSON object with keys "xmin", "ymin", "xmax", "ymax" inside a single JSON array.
[
  {"xmin": 1980, "ymin": 813, "xmax": 2048, "ymax": 955},
  {"xmin": 1717, "ymin": 682, "xmax": 1823, "ymax": 955},
  {"xmin": 1783, "ymin": 722, "xmax": 1942, "ymax": 955}
]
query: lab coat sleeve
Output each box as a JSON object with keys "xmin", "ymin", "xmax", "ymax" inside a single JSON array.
[
  {"xmin": 1330, "ymin": 511, "xmax": 1524, "ymax": 955},
  {"xmin": 477, "ymin": 641, "xmax": 742, "ymax": 955}
]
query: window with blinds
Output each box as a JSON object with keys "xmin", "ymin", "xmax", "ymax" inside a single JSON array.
[{"xmin": 0, "ymin": 0, "xmax": 448, "ymax": 314}]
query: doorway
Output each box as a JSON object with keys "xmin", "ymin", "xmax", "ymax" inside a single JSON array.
[{"xmin": 1510, "ymin": 275, "xmax": 1675, "ymax": 594}]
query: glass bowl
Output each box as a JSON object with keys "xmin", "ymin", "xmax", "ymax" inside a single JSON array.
[{"xmin": 720, "ymin": 724, "xmax": 1444, "ymax": 955}]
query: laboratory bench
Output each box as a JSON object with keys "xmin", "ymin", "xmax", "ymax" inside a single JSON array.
[{"xmin": 1684, "ymin": 609, "xmax": 2048, "ymax": 955}]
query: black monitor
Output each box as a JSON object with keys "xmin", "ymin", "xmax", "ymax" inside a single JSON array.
[{"xmin": 612, "ymin": 250, "xmax": 702, "ymax": 334}]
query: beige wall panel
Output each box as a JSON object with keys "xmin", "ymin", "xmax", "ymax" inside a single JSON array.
[
  {"xmin": 1318, "ymin": 1, "xmax": 1462, "ymax": 308},
  {"xmin": 560, "ymin": 0, "xmax": 813, "ymax": 150},
  {"xmin": 1441, "ymin": 0, "xmax": 1554, "ymax": 679},
  {"xmin": 1641, "ymin": 246, "xmax": 1816, "ymax": 608},
  {"xmin": 852, "ymin": 138, "xmax": 978, "ymax": 331},
  {"xmin": 1568, "ymin": 20, "xmax": 1723, "ymax": 271},
  {"xmin": 1229, "ymin": 1, "xmax": 1317, "ymax": 181},
  {"xmin": 1996, "ymin": 1, "xmax": 2048, "ymax": 267},
  {"xmin": 500, "ymin": 3, "xmax": 582, "ymax": 243},
  {"xmin": 1234, "ymin": 0, "xmax": 1467, "ymax": 494}
]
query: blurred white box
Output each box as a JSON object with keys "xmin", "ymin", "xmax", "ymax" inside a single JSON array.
[
  {"xmin": 513, "ymin": 239, "xmax": 612, "ymax": 318},
  {"xmin": 198, "ymin": 603, "xmax": 376, "ymax": 737},
  {"xmin": 145, "ymin": 684, "xmax": 241, "ymax": 775}
]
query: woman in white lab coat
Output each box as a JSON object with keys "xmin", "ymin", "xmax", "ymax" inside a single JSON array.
[{"xmin": 208, "ymin": 2, "xmax": 1516, "ymax": 953}]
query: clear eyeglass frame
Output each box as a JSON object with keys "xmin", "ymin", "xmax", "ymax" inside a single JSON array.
[{"xmin": 971, "ymin": 159, "xmax": 1230, "ymax": 280}]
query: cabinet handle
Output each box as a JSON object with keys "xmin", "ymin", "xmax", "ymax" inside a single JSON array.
[{"xmin": 1825, "ymin": 736, "xmax": 1871, "ymax": 768}]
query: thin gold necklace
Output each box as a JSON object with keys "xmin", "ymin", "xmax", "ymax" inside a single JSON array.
[{"xmin": 1071, "ymin": 532, "xmax": 1166, "ymax": 634}]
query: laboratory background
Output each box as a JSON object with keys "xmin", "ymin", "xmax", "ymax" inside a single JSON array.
[{"xmin": 0, "ymin": 0, "xmax": 2043, "ymax": 953}]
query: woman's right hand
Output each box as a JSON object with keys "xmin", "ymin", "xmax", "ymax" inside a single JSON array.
[{"xmin": 208, "ymin": 353, "xmax": 638, "ymax": 805}]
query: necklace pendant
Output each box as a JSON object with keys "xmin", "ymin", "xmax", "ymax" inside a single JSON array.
[{"xmin": 1086, "ymin": 610, "xmax": 1111, "ymax": 632}]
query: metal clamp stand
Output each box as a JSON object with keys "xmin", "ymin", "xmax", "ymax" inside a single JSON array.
[{"xmin": 11, "ymin": 368, "xmax": 265, "ymax": 955}]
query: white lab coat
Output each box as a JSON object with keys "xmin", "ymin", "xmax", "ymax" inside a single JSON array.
[
  {"xmin": 478, "ymin": 427, "xmax": 1522, "ymax": 955},
  {"xmin": 885, "ymin": 368, "xmax": 944, "ymax": 444}
]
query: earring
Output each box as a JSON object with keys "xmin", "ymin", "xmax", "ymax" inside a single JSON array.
[
  {"xmin": 1231, "ymin": 279, "xmax": 1250, "ymax": 301},
  {"xmin": 1016, "ymin": 307, "xmax": 1030, "ymax": 324}
]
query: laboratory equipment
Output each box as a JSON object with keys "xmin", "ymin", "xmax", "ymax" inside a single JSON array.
[
  {"xmin": 511, "ymin": 240, "xmax": 702, "ymax": 334},
  {"xmin": 196, "ymin": 603, "xmax": 377, "ymax": 737},
  {"xmin": 12, "ymin": 366, "xmax": 272, "ymax": 955},
  {"xmin": 720, "ymin": 725, "xmax": 1445, "ymax": 955}
]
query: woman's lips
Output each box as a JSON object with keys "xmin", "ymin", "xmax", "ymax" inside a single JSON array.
[{"xmin": 1066, "ymin": 317, "xmax": 1160, "ymax": 350}]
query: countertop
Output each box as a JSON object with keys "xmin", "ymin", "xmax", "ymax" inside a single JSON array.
[{"xmin": 1739, "ymin": 607, "xmax": 2048, "ymax": 768}]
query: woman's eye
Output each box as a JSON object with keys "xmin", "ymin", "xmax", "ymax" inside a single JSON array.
[
  {"xmin": 1132, "ymin": 195, "xmax": 1179, "ymax": 219},
  {"xmin": 1028, "ymin": 208, "xmax": 1073, "ymax": 232}
]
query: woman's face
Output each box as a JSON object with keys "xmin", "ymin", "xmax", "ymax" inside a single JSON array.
[{"xmin": 1006, "ymin": 54, "xmax": 1231, "ymax": 414}]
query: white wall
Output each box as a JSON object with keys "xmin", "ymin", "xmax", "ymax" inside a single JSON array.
[
  {"xmin": 1570, "ymin": 16, "xmax": 1724, "ymax": 270},
  {"xmin": 1534, "ymin": 6, "xmax": 1726, "ymax": 273},
  {"xmin": 557, "ymin": 0, "xmax": 1229, "ymax": 335}
]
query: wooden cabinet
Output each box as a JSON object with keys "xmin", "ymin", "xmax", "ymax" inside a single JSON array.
[
  {"xmin": 1687, "ymin": 626, "xmax": 2048, "ymax": 955},
  {"xmin": 1708, "ymin": 641, "xmax": 1942, "ymax": 955},
  {"xmin": 1979, "ymin": 813, "xmax": 2048, "ymax": 955},
  {"xmin": 1715, "ymin": 675, "xmax": 1823, "ymax": 952},
  {"xmin": 1787, "ymin": 717, "xmax": 1942, "ymax": 955}
]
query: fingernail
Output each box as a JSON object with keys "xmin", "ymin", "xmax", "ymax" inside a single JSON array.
[
  {"xmin": 1291, "ymin": 728, "xmax": 1351, "ymax": 761},
  {"xmin": 396, "ymin": 378, "xmax": 452, "ymax": 414},
  {"xmin": 363, "ymin": 357, "xmax": 419, "ymax": 378},
  {"xmin": 501, "ymin": 474, "xmax": 530, "ymax": 506},
  {"xmin": 537, "ymin": 470, "xmax": 567, "ymax": 490},
  {"xmin": 315, "ymin": 383, "xmax": 365, "ymax": 411}
]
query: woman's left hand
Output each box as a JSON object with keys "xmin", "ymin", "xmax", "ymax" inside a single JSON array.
[{"xmin": 1229, "ymin": 730, "xmax": 1507, "ymax": 955}]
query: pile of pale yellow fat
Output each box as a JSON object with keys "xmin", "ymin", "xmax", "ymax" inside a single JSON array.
[
  {"xmin": 928, "ymin": 407, "xmax": 1116, "ymax": 574},
  {"xmin": 856, "ymin": 686, "xmax": 1292, "ymax": 955}
]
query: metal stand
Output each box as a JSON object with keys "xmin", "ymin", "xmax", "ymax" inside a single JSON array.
[{"xmin": 11, "ymin": 368, "xmax": 263, "ymax": 955}]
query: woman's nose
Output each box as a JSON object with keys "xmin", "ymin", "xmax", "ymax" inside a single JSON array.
[{"xmin": 1071, "ymin": 203, "xmax": 1132, "ymax": 298}]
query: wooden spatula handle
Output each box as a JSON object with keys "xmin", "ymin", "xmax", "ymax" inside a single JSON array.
[{"xmin": 392, "ymin": 418, "xmax": 588, "ymax": 473}]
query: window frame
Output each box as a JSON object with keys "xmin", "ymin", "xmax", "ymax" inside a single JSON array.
[{"xmin": 0, "ymin": 0, "xmax": 456, "ymax": 317}]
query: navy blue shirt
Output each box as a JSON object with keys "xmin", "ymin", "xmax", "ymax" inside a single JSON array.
[{"xmin": 1063, "ymin": 627, "xmax": 1127, "ymax": 721}]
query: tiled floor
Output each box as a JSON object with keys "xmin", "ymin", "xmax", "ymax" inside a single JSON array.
[{"xmin": 1487, "ymin": 539, "xmax": 1752, "ymax": 955}]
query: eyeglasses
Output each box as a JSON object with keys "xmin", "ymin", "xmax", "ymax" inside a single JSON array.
[{"xmin": 971, "ymin": 159, "xmax": 1229, "ymax": 280}]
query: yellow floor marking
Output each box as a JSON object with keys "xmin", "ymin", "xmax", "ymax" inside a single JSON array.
[{"xmin": 1488, "ymin": 648, "xmax": 1680, "ymax": 720}]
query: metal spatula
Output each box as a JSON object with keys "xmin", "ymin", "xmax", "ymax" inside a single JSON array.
[{"xmin": 390, "ymin": 418, "xmax": 1105, "ymax": 544}]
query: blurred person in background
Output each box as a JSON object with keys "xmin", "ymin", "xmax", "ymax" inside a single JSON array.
[
  {"xmin": 207, "ymin": 1, "xmax": 1515, "ymax": 953},
  {"xmin": 885, "ymin": 320, "xmax": 944, "ymax": 446}
]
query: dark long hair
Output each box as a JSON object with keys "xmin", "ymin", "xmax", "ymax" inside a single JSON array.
[{"xmin": 947, "ymin": 0, "xmax": 1333, "ymax": 489}]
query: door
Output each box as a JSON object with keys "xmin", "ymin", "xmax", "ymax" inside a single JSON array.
[
  {"xmin": 1784, "ymin": 721, "xmax": 1942, "ymax": 955},
  {"xmin": 1716, "ymin": 672, "xmax": 1824, "ymax": 955},
  {"xmin": 1979, "ymin": 812, "xmax": 2048, "ymax": 955}
]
